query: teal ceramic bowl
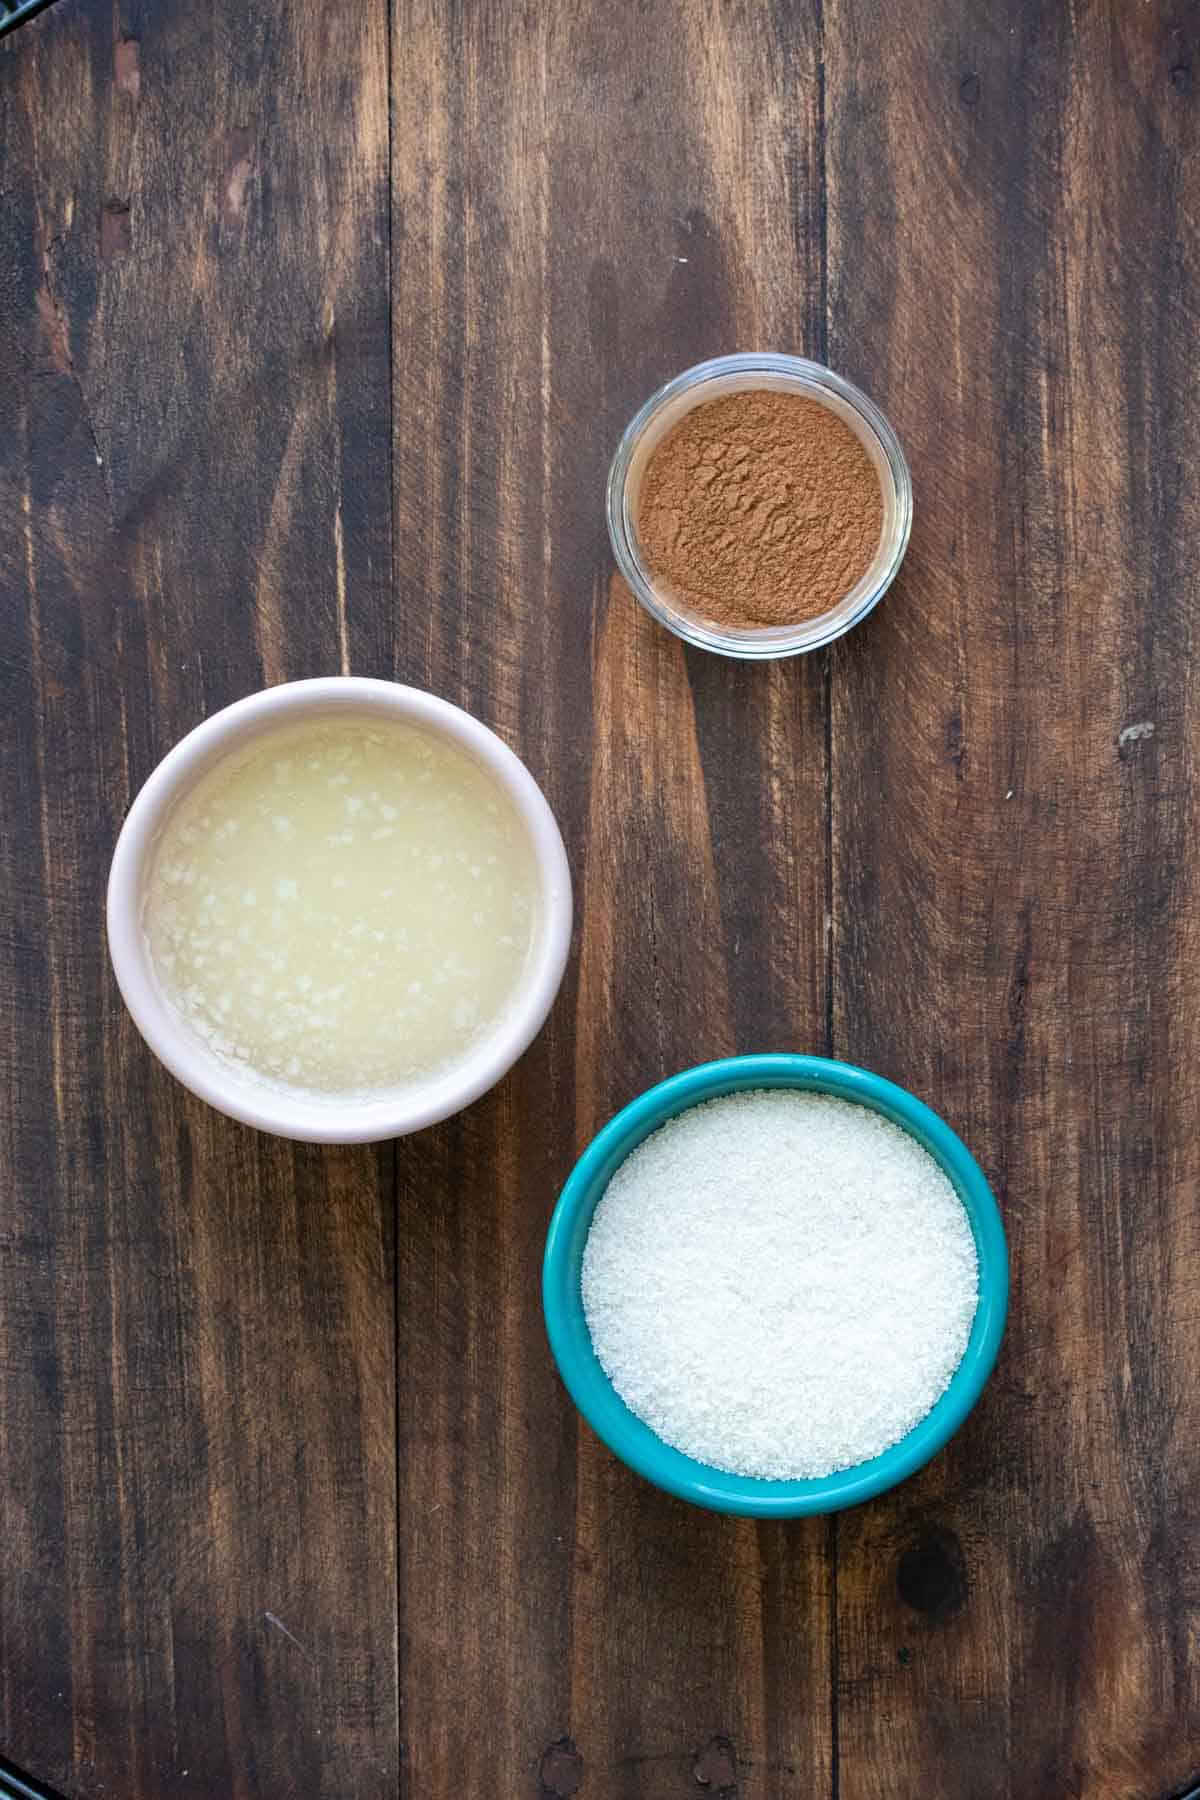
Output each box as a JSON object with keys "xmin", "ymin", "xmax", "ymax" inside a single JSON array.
[{"xmin": 543, "ymin": 1054, "xmax": 1008, "ymax": 1516}]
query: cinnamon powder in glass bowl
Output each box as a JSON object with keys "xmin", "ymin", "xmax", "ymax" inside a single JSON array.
[{"xmin": 606, "ymin": 354, "xmax": 912, "ymax": 661}]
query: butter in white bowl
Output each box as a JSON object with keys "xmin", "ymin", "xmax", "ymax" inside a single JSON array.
[
  {"xmin": 107, "ymin": 678, "xmax": 572, "ymax": 1143},
  {"xmin": 144, "ymin": 717, "xmax": 539, "ymax": 1096}
]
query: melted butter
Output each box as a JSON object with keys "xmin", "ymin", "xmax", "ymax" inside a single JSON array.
[{"xmin": 144, "ymin": 717, "xmax": 539, "ymax": 1094}]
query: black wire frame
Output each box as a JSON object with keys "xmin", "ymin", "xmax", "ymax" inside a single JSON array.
[
  {"xmin": 0, "ymin": 1751, "xmax": 68, "ymax": 1800},
  {"xmin": 0, "ymin": 0, "xmax": 60, "ymax": 38}
]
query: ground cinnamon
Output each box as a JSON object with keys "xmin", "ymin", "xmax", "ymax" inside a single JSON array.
[{"xmin": 634, "ymin": 389, "xmax": 883, "ymax": 629}]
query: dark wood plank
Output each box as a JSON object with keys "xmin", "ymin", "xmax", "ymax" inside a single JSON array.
[
  {"xmin": 826, "ymin": 3, "xmax": 1200, "ymax": 1796},
  {"xmin": 391, "ymin": 4, "xmax": 833, "ymax": 1794},
  {"xmin": 5, "ymin": 2, "xmax": 1200, "ymax": 1797},
  {"xmin": 0, "ymin": 1, "xmax": 397, "ymax": 1794}
]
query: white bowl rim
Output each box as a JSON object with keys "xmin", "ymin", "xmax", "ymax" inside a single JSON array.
[{"xmin": 106, "ymin": 677, "xmax": 573, "ymax": 1143}]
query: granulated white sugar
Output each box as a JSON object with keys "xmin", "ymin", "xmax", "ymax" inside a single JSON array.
[{"xmin": 581, "ymin": 1090, "xmax": 979, "ymax": 1480}]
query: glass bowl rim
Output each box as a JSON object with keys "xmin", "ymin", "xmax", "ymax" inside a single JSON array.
[{"xmin": 605, "ymin": 353, "xmax": 913, "ymax": 661}]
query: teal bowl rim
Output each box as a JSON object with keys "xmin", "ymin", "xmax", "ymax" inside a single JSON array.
[{"xmin": 543, "ymin": 1054, "xmax": 1009, "ymax": 1517}]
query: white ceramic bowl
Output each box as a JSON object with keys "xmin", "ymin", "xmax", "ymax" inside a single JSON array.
[{"xmin": 107, "ymin": 678, "xmax": 573, "ymax": 1143}]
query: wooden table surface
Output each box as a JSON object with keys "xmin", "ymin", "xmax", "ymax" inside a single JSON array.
[{"xmin": 2, "ymin": 2, "xmax": 1199, "ymax": 1796}]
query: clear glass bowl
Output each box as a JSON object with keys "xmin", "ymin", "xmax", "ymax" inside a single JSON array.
[{"xmin": 606, "ymin": 352, "xmax": 913, "ymax": 660}]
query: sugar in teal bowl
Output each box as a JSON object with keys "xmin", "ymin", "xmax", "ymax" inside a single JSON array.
[{"xmin": 542, "ymin": 1054, "xmax": 1008, "ymax": 1517}]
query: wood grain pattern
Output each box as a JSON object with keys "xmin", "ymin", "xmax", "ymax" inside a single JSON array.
[
  {"xmin": 2, "ymin": 0, "xmax": 1200, "ymax": 1795},
  {"xmin": 0, "ymin": 0, "xmax": 397, "ymax": 1795},
  {"xmin": 826, "ymin": 4, "xmax": 1200, "ymax": 1797},
  {"xmin": 391, "ymin": 5, "xmax": 833, "ymax": 1796}
]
